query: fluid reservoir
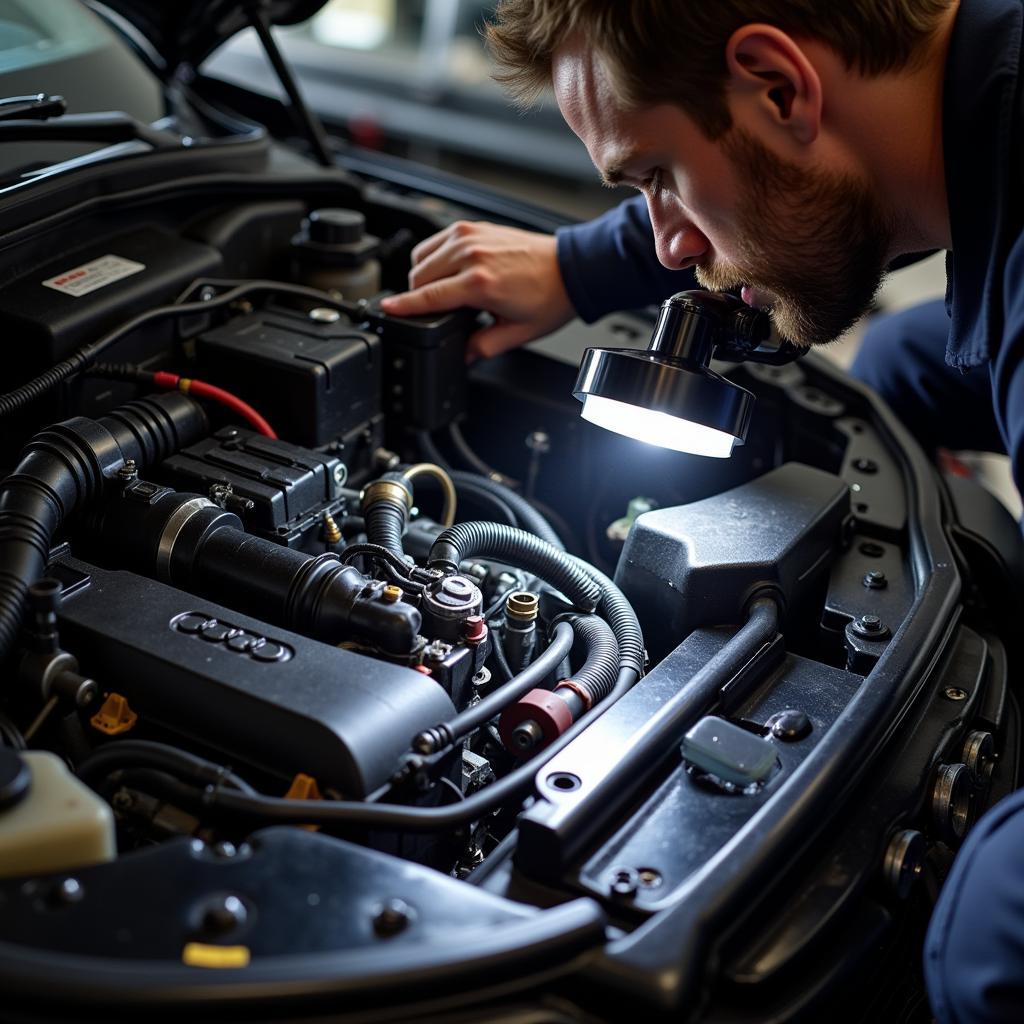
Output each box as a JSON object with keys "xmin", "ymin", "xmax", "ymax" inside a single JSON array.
[
  {"xmin": 0, "ymin": 749, "xmax": 116, "ymax": 879},
  {"xmin": 291, "ymin": 207, "xmax": 382, "ymax": 301}
]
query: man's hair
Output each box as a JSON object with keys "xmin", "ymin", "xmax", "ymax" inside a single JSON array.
[{"xmin": 486, "ymin": 0, "xmax": 953, "ymax": 138}]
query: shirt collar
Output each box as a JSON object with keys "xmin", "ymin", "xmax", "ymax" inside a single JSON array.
[{"xmin": 943, "ymin": 0, "xmax": 1024, "ymax": 369}]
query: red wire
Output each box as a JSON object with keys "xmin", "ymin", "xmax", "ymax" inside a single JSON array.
[{"xmin": 152, "ymin": 371, "xmax": 277, "ymax": 439}]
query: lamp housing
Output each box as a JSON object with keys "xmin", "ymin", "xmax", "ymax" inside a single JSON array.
[{"xmin": 573, "ymin": 291, "xmax": 805, "ymax": 458}]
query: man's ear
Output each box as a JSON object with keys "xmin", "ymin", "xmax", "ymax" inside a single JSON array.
[{"xmin": 725, "ymin": 25, "xmax": 822, "ymax": 146}]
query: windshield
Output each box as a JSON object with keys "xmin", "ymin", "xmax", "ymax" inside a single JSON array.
[{"xmin": 0, "ymin": 0, "xmax": 164, "ymax": 177}]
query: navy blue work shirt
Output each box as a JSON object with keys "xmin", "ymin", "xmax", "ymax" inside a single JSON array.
[{"xmin": 555, "ymin": 2, "xmax": 1024, "ymax": 1022}]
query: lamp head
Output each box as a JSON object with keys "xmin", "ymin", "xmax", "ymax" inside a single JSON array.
[{"xmin": 573, "ymin": 290, "xmax": 805, "ymax": 458}]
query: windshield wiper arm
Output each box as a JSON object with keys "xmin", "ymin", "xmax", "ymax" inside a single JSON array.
[{"xmin": 0, "ymin": 93, "xmax": 67, "ymax": 123}]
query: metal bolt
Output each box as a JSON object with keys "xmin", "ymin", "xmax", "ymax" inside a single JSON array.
[
  {"xmin": 851, "ymin": 614, "xmax": 890, "ymax": 640},
  {"xmin": 332, "ymin": 464, "xmax": 348, "ymax": 488},
  {"xmin": 962, "ymin": 730, "xmax": 995, "ymax": 782},
  {"xmin": 382, "ymin": 585, "xmax": 402, "ymax": 604},
  {"xmin": 883, "ymin": 829, "xmax": 926, "ymax": 900},
  {"xmin": 609, "ymin": 868, "xmax": 639, "ymax": 899},
  {"xmin": 863, "ymin": 570, "xmax": 888, "ymax": 590},
  {"xmin": 944, "ymin": 687, "xmax": 969, "ymax": 702},
  {"xmin": 213, "ymin": 842, "xmax": 237, "ymax": 859},
  {"xmin": 853, "ymin": 457, "xmax": 879, "ymax": 474},
  {"xmin": 309, "ymin": 307, "xmax": 341, "ymax": 324},
  {"xmin": 766, "ymin": 709, "xmax": 812, "ymax": 742},
  {"xmin": 424, "ymin": 641, "xmax": 452, "ymax": 663},
  {"xmin": 117, "ymin": 459, "xmax": 138, "ymax": 483},
  {"xmin": 932, "ymin": 763, "xmax": 971, "ymax": 843},
  {"xmin": 373, "ymin": 898, "xmax": 414, "ymax": 937},
  {"xmin": 322, "ymin": 513, "xmax": 342, "ymax": 545},
  {"xmin": 637, "ymin": 868, "xmax": 663, "ymax": 890},
  {"xmin": 201, "ymin": 894, "xmax": 247, "ymax": 934}
]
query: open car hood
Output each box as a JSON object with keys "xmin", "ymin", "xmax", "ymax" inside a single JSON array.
[{"xmin": 87, "ymin": 0, "xmax": 329, "ymax": 72}]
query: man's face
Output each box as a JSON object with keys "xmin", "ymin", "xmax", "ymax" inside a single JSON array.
[{"xmin": 552, "ymin": 43, "xmax": 895, "ymax": 346}]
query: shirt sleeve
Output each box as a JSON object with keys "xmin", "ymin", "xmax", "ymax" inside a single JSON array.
[
  {"xmin": 991, "ymin": 235, "xmax": 1024, "ymax": 499},
  {"xmin": 555, "ymin": 194, "xmax": 696, "ymax": 322},
  {"xmin": 924, "ymin": 788, "xmax": 1024, "ymax": 1024}
]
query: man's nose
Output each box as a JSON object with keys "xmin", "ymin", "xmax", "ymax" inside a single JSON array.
[{"xmin": 649, "ymin": 199, "xmax": 709, "ymax": 271}]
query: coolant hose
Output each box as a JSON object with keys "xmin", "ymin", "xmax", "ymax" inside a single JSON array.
[
  {"xmin": 556, "ymin": 613, "xmax": 619, "ymax": 708},
  {"xmin": 0, "ymin": 394, "xmax": 207, "ymax": 665},
  {"xmin": 77, "ymin": 739, "xmax": 256, "ymax": 795},
  {"xmin": 572, "ymin": 557, "xmax": 645, "ymax": 680},
  {"xmin": 428, "ymin": 521, "xmax": 600, "ymax": 612},
  {"xmin": 449, "ymin": 471, "xmax": 564, "ymax": 549},
  {"xmin": 361, "ymin": 473, "xmax": 413, "ymax": 561},
  {"xmin": 500, "ymin": 613, "xmax": 619, "ymax": 756}
]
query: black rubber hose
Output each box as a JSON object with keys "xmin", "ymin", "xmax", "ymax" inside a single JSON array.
[
  {"xmin": 0, "ymin": 394, "xmax": 207, "ymax": 665},
  {"xmin": 416, "ymin": 431, "xmax": 563, "ymax": 544},
  {"xmin": 76, "ymin": 739, "xmax": 257, "ymax": 795},
  {"xmin": 448, "ymin": 421, "xmax": 519, "ymax": 489},
  {"xmin": 428, "ymin": 522, "xmax": 600, "ymax": 612},
  {"xmin": 415, "ymin": 620, "xmax": 574, "ymax": 751},
  {"xmin": 558, "ymin": 613, "xmax": 619, "ymax": 706},
  {"xmin": 571, "ymin": 556, "xmax": 646, "ymax": 680},
  {"xmin": 449, "ymin": 471, "xmax": 564, "ymax": 549},
  {"xmin": 363, "ymin": 501, "xmax": 407, "ymax": 560},
  {"xmin": 451, "ymin": 476, "xmax": 519, "ymax": 527}
]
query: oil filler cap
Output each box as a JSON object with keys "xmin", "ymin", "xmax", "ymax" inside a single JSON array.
[
  {"xmin": 682, "ymin": 716, "xmax": 777, "ymax": 787},
  {"xmin": 0, "ymin": 748, "xmax": 30, "ymax": 811}
]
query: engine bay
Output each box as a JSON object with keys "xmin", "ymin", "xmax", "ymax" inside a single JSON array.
[{"xmin": 0, "ymin": 153, "xmax": 1019, "ymax": 1021}]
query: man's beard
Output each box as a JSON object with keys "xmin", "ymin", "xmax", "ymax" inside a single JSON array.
[{"xmin": 694, "ymin": 129, "xmax": 895, "ymax": 347}]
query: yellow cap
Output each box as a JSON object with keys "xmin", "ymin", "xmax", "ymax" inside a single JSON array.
[
  {"xmin": 182, "ymin": 943, "xmax": 250, "ymax": 969},
  {"xmin": 90, "ymin": 693, "xmax": 138, "ymax": 735}
]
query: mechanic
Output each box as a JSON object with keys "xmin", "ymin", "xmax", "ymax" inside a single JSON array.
[{"xmin": 379, "ymin": 2, "xmax": 1024, "ymax": 1019}]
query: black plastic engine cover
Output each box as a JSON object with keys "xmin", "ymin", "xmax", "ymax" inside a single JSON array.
[
  {"xmin": 615, "ymin": 462, "xmax": 850, "ymax": 659},
  {"xmin": 51, "ymin": 558, "xmax": 455, "ymax": 797}
]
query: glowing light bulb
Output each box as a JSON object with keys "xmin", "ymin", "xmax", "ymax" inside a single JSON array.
[{"xmin": 580, "ymin": 395, "xmax": 737, "ymax": 458}]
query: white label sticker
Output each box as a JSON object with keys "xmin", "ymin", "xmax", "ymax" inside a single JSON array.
[{"xmin": 42, "ymin": 254, "xmax": 146, "ymax": 297}]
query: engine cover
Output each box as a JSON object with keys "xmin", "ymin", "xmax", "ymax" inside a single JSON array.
[{"xmin": 51, "ymin": 558, "xmax": 454, "ymax": 797}]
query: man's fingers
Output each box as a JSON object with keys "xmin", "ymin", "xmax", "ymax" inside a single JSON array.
[
  {"xmin": 466, "ymin": 320, "xmax": 535, "ymax": 361},
  {"xmin": 410, "ymin": 228, "xmax": 451, "ymax": 267},
  {"xmin": 380, "ymin": 275, "xmax": 474, "ymax": 317},
  {"xmin": 410, "ymin": 220, "xmax": 476, "ymax": 266}
]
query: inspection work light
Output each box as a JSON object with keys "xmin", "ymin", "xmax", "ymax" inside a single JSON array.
[{"xmin": 573, "ymin": 290, "xmax": 806, "ymax": 457}]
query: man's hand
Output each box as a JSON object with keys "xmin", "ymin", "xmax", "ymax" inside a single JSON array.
[{"xmin": 379, "ymin": 221, "xmax": 575, "ymax": 359}]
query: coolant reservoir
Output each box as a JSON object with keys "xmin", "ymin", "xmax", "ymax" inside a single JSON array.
[
  {"xmin": 290, "ymin": 207, "xmax": 382, "ymax": 300},
  {"xmin": 0, "ymin": 749, "xmax": 115, "ymax": 878}
]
